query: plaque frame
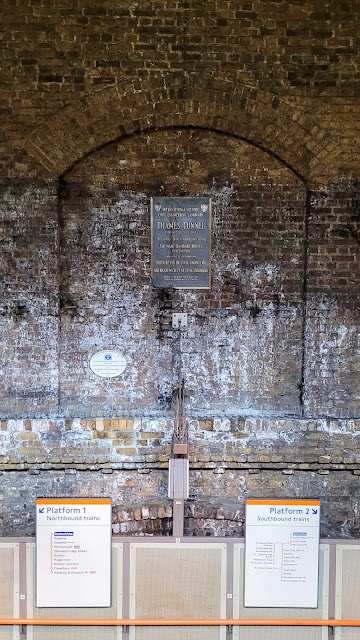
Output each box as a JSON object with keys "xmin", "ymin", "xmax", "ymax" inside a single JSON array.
[{"xmin": 151, "ymin": 196, "xmax": 212, "ymax": 289}]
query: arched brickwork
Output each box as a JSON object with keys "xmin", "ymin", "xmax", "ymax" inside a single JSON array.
[
  {"xmin": 57, "ymin": 128, "xmax": 307, "ymax": 418},
  {"xmin": 23, "ymin": 78, "xmax": 341, "ymax": 183}
]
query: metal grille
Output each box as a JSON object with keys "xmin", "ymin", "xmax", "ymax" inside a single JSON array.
[
  {"xmin": 336, "ymin": 546, "xmax": 360, "ymax": 618},
  {"xmin": 0, "ymin": 546, "xmax": 16, "ymax": 617},
  {"xmin": 0, "ymin": 630, "xmax": 17, "ymax": 640},
  {"xmin": 27, "ymin": 627, "xmax": 117, "ymax": 640},
  {"xmin": 27, "ymin": 543, "xmax": 122, "ymax": 640},
  {"xmin": 335, "ymin": 631, "xmax": 360, "ymax": 640},
  {"xmin": 4, "ymin": 537, "xmax": 360, "ymax": 640},
  {"xmin": 233, "ymin": 543, "xmax": 329, "ymax": 640},
  {"xmin": 130, "ymin": 543, "xmax": 226, "ymax": 640},
  {"xmin": 130, "ymin": 627, "xmax": 224, "ymax": 640},
  {"xmin": 0, "ymin": 544, "xmax": 19, "ymax": 640},
  {"xmin": 233, "ymin": 628, "xmax": 327, "ymax": 640},
  {"xmin": 335, "ymin": 546, "xmax": 360, "ymax": 640}
]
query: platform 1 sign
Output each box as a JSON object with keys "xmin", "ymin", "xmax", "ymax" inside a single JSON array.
[
  {"xmin": 244, "ymin": 499, "xmax": 320, "ymax": 608},
  {"xmin": 36, "ymin": 498, "xmax": 111, "ymax": 607}
]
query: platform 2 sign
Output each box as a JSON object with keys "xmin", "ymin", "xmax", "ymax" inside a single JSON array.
[
  {"xmin": 244, "ymin": 499, "xmax": 320, "ymax": 608},
  {"xmin": 151, "ymin": 197, "xmax": 211, "ymax": 289},
  {"xmin": 36, "ymin": 498, "xmax": 111, "ymax": 607}
]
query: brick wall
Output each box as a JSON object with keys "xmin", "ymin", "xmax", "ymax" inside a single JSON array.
[
  {"xmin": 1, "ymin": 456, "xmax": 360, "ymax": 538},
  {"xmin": 0, "ymin": 182, "xmax": 59, "ymax": 415},
  {"xmin": 0, "ymin": 0, "xmax": 359, "ymax": 537},
  {"xmin": 1, "ymin": 417, "xmax": 360, "ymax": 472},
  {"xmin": 58, "ymin": 130, "xmax": 307, "ymax": 417}
]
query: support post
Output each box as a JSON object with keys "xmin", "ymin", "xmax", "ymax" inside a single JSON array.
[
  {"xmin": 168, "ymin": 458, "xmax": 189, "ymax": 537},
  {"xmin": 173, "ymin": 499, "xmax": 185, "ymax": 538},
  {"xmin": 169, "ymin": 317, "xmax": 189, "ymax": 537}
]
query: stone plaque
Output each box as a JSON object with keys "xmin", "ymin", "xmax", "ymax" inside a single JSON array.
[
  {"xmin": 89, "ymin": 350, "xmax": 127, "ymax": 378},
  {"xmin": 151, "ymin": 197, "xmax": 211, "ymax": 288}
]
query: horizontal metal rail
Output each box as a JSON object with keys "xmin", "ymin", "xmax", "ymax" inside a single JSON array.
[{"xmin": 0, "ymin": 619, "xmax": 360, "ymax": 627}]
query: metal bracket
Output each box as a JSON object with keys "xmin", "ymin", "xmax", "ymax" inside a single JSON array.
[{"xmin": 172, "ymin": 313, "xmax": 187, "ymax": 329}]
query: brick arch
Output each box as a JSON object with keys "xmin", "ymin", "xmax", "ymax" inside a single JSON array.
[{"xmin": 23, "ymin": 79, "xmax": 340, "ymax": 183}]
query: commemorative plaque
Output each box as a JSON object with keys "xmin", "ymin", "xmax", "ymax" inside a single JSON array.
[
  {"xmin": 89, "ymin": 350, "xmax": 127, "ymax": 378},
  {"xmin": 151, "ymin": 197, "xmax": 211, "ymax": 289}
]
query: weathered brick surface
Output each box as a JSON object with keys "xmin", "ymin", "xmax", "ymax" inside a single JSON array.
[
  {"xmin": 0, "ymin": 0, "xmax": 359, "ymax": 538},
  {"xmin": 304, "ymin": 183, "xmax": 360, "ymax": 418},
  {"xmin": 1, "ymin": 0, "xmax": 359, "ymax": 179},
  {"xmin": 0, "ymin": 469, "xmax": 168, "ymax": 537},
  {"xmin": 20, "ymin": 82, "xmax": 341, "ymax": 183},
  {"xmin": 57, "ymin": 130, "xmax": 306, "ymax": 416},
  {"xmin": 188, "ymin": 469, "xmax": 360, "ymax": 538},
  {"xmin": 0, "ymin": 182, "xmax": 59, "ymax": 415},
  {"xmin": 1, "ymin": 418, "xmax": 360, "ymax": 471},
  {"xmin": 1, "ymin": 468, "xmax": 360, "ymax": 539},
  {"xmin": 308, "ymin": 185, "xmax": 360, "ymax": 296}
]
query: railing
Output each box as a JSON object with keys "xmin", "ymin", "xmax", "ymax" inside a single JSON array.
[{"xmin": 0, "ymin": 618, "xmax": 360, "ymax": 626}]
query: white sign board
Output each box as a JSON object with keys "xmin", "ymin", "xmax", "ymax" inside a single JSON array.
[
  {"xmin": 244, "ymin": 499, "xmax": 320, "ymax": 608},
  {"xmin": 89, "ymin": 350, "xmax": 127, "ymax": 378},
  {"xmin": 36, "ymin": 498, "xmax": 112, "ymax": 607}
]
